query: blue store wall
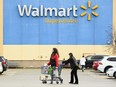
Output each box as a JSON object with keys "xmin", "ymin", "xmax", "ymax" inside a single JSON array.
[{"xmin": 3, "ymin": 0, "xmax": 113, "ymax": 45}]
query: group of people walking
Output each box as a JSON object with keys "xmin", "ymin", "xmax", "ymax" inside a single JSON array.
[{"xmin": 47, "ymin": 48, "xmax": 86, "ymax": 84}]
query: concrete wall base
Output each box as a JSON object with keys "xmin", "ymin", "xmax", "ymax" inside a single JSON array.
[{"xmin": 8, "ymin": 60, "xmax": 63, "ymax": 68}]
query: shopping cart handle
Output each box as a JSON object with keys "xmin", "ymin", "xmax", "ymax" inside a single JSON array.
[
  {"xmin": 59, "ymin": 63, "xmax": 65, "ymax": 67},
  {"xmin": 62, "ymin": 63, "xmax": 65, "ymax": 65}
]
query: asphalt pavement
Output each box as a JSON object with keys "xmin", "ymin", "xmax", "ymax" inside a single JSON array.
[{"xmin": 0, "ymin": 69, "xmax": 116, "ymax": 87}]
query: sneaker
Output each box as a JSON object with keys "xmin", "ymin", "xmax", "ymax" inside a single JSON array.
[{"xmin": 74, "ymin": 82, "xmax": 78, "ymax": 84}]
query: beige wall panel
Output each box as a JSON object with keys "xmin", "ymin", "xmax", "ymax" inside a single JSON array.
[{"xmin": 3, "ymin": 45, "xmax": 110, "ymax": 60}]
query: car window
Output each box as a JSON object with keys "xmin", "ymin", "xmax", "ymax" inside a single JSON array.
[
  {"xmin": 107, "ymin": 57, "xmax": 116, "ymax": 62},
  {"xmin": 91, "ymin": 56, "xmax": 104, "ymax": 60}
]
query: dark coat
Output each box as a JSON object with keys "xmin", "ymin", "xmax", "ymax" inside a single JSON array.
[{"xmin": 63, "ymin": 57, "xmax": 78, "ymax": 69}]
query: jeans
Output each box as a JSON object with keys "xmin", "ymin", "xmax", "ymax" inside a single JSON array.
[{"xmin": 50, "ymin": 66, "xmax": 63, "ymax": 83}]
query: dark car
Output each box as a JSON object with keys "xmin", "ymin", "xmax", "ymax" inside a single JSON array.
[
  {"xmin": 0, "ymin": 56, "xmax": 8, "ymax": 74},
  {"xmin": 85, "ymin": 55, "xmax": 108, "ymax": 68}
]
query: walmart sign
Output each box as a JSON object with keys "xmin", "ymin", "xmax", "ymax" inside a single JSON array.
[
  {"xmin": 4, "ymin": 0, "xmax": 112, "ymax": 45},
  {"xmin": 18, "ymin": 5, "xmax": 78, "ymax": 17}
]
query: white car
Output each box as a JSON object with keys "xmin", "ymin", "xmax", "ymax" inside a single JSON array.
[
  {"xmin": 98, "ymin": 56, "xmax": 116, "ymax": 73},
  {"xmin": 107, "ymin": 67, "xmax": 116, "ymax": 79},
  {"xmin": 0, "ymin": 62, "xmax": 3, "ymax": 73}
]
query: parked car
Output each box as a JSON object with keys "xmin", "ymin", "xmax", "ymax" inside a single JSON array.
[
  {"xmin": 107, "ymin": 67, "xmax": 116, "ymax": 79},
  {"xmin": 85, "ymin": 55, "xmax": 108, "ymax": 68},
  {"xmin": 0, "ymin": 56, "xmax": 8, "ymax": 74},
  {"xmin": 98, "ymin": 56, "xmax": 116, "ymax": 73}
]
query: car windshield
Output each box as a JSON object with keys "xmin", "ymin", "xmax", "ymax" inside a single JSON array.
[{"xmin": 85, "ymin": 56, "xmax": 92, "ymax": 60}]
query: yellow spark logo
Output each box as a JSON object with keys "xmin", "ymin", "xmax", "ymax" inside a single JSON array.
[{"xmin": 80, "ymin": 0, "xmax": 99, "ymax": 21}]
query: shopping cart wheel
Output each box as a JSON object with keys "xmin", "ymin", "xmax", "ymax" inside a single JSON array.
[
  {"xmin": 56, "ymin": 81, "xmax": 59, "ymax": 84},
  {"xmin": 45, "ymin": 81, "xmax": 47, "ymax": 84},
  {"xmin": 42, "ymin": 81, "xmax": 44, "ymax": 84},
  {"xmin": 42, "ymin": 80, "xmax": 47, "ymax": 84}
]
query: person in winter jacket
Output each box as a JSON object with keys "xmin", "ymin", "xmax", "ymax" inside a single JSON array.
[
  {"xmin": 47, "ymin": 48, "xmax": 63, "ymax": 84},
  {"xmin": 62, "ymin": 53, "xmax": 79, "ymax": 84}
]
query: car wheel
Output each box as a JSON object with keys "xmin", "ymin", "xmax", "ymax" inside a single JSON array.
[
  {"xmin": 104, "ymin": 67, "xmax": 112, "ymax": 73},
  {"xmin": 114, "ymin": 72, "xmax": 116, "ymax": 79}
]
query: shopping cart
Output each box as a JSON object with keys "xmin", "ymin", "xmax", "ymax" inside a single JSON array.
[{"xmin": 40, "ymin": 64, "xmax": 64, "ymax": 84}]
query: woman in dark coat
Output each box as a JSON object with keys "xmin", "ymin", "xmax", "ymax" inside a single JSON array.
[{"xmin": 63, "ymin": 53, "xmax": 79, "ymax": 84}]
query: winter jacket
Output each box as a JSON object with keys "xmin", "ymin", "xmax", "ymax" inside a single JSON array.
[
  {"xmin": 47, "ymin": 54, "xmax": 59, "ymax": 67},
  {"xmin": 63, "ymin": 57, "xmax": 78, "ymax": 69}
]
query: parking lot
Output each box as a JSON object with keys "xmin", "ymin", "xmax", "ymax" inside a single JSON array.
[{"xmin": 0, "ymin": 69, "xmax": 115, "ymax": 87}]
